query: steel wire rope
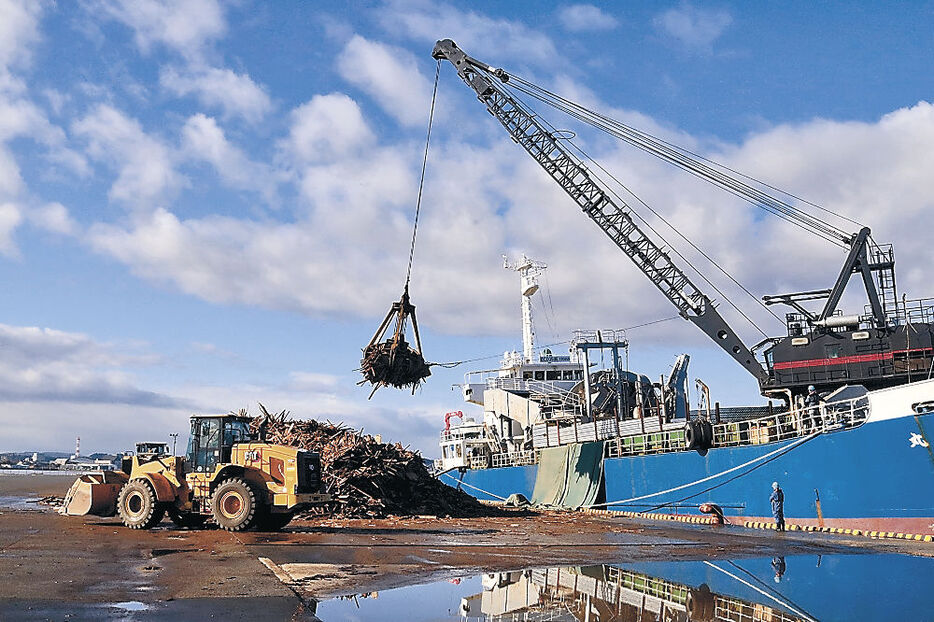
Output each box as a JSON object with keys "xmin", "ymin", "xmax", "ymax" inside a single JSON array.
[
  {"xmin": 565, "ymin": 138, "xmax": 784, "ymax": 330},
  {"xmin": 585, "ymin": 432, "xmax": 818, "ymax": 508},
  {"xmin": 704, "ymin": 562, "xmax": 817, "ymax": 622},
  {"xmin": 493, "ymin": 76, "xmax": 773, "ymax": 339},
  {"xmin": 724, "ymin": 560, "xmax": 816, "ymax": 621},
  {"xmin": 511, "ymin": 74, "xmax": 863, "ymax": 231},
  {"xmin": 508, "ymin": 81, "xmax": 849, "ymax": 249},
  {"xmin": 506, "ymin": 80, "xmax": 851, "ymax": 248},
  {"xmin": 403, "ymin": 59, "xmax": 441, "ymax": 289},
  {"xmin": 507, "ymin": 75, "xmax": 856, "ymax": 244},
  {"xmin": 640, "ymin": 430, "xmax": 820, "ymax": 513},
  {"xmin": 430, "ymin": 316, "xmax": 680, "ymax": 368}
]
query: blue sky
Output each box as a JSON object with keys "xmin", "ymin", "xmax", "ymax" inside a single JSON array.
[{"xmin": 2, "ymin": 0, "xmax": 934, "ymax": 455}]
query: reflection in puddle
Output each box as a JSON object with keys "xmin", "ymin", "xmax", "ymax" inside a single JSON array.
[
  {"xmin": 111, "ymin": 601, "xmax": 149, "ymax": 611},
  {"xmin": 314, "ymin": 554, "xmax": 933, "ymax": 621}
]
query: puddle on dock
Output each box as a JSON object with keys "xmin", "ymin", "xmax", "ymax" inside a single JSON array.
[
  {"xmin": 312, "ymin": 553, "xmax": 933, "ymax": 621},
  {"xmin": 0, "ymin": 495, "xmax": 45, "ymax": 511}
]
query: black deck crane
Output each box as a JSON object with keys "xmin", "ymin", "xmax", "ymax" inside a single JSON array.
[{"xmin": 432, "ymin": 39, "xmax": 934, "ymax": 397}]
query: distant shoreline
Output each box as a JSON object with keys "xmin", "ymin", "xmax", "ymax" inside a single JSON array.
[{"xmin": 0, "ymin": 470, "xmax": 79, "ymax": 476}]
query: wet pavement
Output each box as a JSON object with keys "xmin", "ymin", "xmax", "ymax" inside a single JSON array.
[{"xmin": 1, "ymin": 472, "xmax": 931, "ymax": 620}]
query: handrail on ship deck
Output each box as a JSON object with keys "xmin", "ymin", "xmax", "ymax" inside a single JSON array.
[{"xmin": 521, "ymin": 393, "xmax": 871, "ymax": 462}]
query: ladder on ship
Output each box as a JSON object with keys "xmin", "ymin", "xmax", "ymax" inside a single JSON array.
[{"xmin": 871, "ymin": 242, "xmax": 898, "ymax": 323}]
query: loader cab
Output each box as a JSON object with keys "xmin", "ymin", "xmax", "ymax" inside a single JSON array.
[
  {"xmin": 135, "ymin": 442, "xmax": 169, "ymax": 463},
  {"xmin": 186, "ymin": 415, "xmax": 254, "ymax": 472}
]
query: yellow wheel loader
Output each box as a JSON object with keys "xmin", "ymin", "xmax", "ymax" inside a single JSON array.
[{"xmin": 62, "ymin": 414, "xmax": 329, "ymax": 531}]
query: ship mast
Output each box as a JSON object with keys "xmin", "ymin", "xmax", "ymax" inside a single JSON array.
[{"xmin": 503, "ymin": 254, "xmax": 546, "ymax": 363}]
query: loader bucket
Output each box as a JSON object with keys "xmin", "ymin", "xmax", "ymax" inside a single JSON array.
[{"xmin": 60, "ymin": 470, "xmax": 129, "ymax": 517}]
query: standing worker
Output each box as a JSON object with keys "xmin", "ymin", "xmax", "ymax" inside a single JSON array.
[
  {"xmin": 771, "ymin": 481, "xmax": 785, "ymax": 532},
  {"xmin": 804, "ymin": 385, "xmax": 822, "ymax": 430}
]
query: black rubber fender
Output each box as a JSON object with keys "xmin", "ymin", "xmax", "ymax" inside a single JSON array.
[{"xmin": 686, "ymin": 583, "xmax": 715, "ymax": 621}]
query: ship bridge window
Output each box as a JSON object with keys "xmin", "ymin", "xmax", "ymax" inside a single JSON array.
[
  {"xmin": 563, "ymin": 370, "xmax": 574, "ymax": 380},
  {"xmin": 534, "ymin": 371, "xmax": 545, "ymax": 380},
  {"xmin": 825, "ymin": 344, "xmax": 842, "ymax": 359},
  {"xmin": 546, "ymin": 370, "xmax": 559, "ymax": 381},
  {"xmin": 523, "ymin": 371, "xmax": 533, "ymax": 379},
  {"xmin": 575, "ymin": 370, "xmax": 584, "ymax": 380},
  {"xmin": 442, "ymin": 446, "xmax": 449, "ymax": 459},
  {"xmin": 455, "ymin": 444, "xmax": 462, "ymax": 458}
]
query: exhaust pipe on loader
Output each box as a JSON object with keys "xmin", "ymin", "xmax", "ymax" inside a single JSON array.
[{"xmin": 60, "ymin": 470, "xmax": 129, "ymax": 517}]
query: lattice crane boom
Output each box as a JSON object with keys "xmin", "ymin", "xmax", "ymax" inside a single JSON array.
[{"xmin": 432, "ymin": 39, "xmax": 769, "ymax": 383}]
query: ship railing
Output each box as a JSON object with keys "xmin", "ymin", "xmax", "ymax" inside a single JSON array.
[
  {"xmin": 534, "ymin": 410, "xmax": 682, "ymax": 450},
  {"xmin": 714, "ymin": 597, "xmax": 804, "ymax": 622},
  {"xmin": 604, "ymin": 429, "xmax": 687, "ymax": 458},
  {"xmin": 880, "ymin": 296, "xmax": 934, "ymax": 326},
  {"xmin": 469, "ymin": 455, "xmax": 490, "ymax": 470},
  {"xmin": 572, "ymin": 328, "xmax": 629, "ymax": 346},
  {"xmin": 439, "ymin": 428, "xmax": 485, "ymax": 443},
  {"xmin": 490, "ymin": 450, "xmax": 538, "ymax": 469},
  {"xmin": 712, "ymin": 394, "xmax": 870, "ymax": 449}
]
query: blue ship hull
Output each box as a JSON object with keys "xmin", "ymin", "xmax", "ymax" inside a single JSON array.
[{"xmin": 442, "ymin": 405, "xmax": 934, "ymax": 534}]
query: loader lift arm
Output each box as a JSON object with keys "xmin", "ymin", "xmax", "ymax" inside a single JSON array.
[{"xmin": 432, "ymin": 39, "xmax": 769, "ymax": 383}]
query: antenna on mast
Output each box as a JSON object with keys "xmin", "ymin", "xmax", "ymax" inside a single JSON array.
[{"xmin": 503, "ymin": 254, "xmax": 547, "ymax": 363}]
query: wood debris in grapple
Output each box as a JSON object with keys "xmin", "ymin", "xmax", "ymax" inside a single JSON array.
[
  {"xmin": 360, "ymin": 339, "xmax": 431, "ymax": 392},
  {"xmin": 359, "ymin": 287, "xmax": 431, "ymax": 396}
]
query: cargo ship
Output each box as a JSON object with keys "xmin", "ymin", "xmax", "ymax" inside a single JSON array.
[{"xmin": 437, "ymin": 259, "xmax": 934, "ymax": 535}]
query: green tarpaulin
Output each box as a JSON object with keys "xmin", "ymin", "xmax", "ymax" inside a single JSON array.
[{"xmin": 531, "ymin": 441, "xmax": 604, "ymax": 509}]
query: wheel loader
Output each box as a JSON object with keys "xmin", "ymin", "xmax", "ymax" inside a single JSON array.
[{"xmin": 62, "ymin": 413, "xmax": 330, "ymax": 531}]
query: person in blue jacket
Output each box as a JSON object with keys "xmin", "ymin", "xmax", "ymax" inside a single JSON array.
[{"xmin": 771, "ymin": 481, "xmax": 785, "ymax": 531}]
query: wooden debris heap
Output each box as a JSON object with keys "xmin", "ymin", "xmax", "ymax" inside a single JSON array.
[
  {"xmin": 359, "ymin": 287, "xmax": 431, "ymax": 397},
  {"xmin": 250, "ymin": 410, "xmax": 500, "ymax": 519}
]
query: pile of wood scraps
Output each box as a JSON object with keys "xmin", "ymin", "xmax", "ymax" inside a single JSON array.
[{"xmin": 249, "ymin": 410, "xmax": 504, "ymax": 519}]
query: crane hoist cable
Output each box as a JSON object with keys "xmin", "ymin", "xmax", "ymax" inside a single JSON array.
[
  {"xmin": 504, "ymin": 73, "xmax": 860, "ymax": 247},
  {"xmin": 358, "ymin": 60, "xmax": 441, "ymax": 397},
  {"xmin": 493, "ymin": 76, "xmax": 777, "ymax": 338}
]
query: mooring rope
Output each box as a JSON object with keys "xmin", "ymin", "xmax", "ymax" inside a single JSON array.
[
  {"xmin": 439, "ymin": 471, "xmax": 509, "ymax": 501},
  {"xmin": 585, "ymin": 432, "xmax": 820, "ymax": 509},
  {"xmin": 704, "ymin": 561, "xmax": 817, "ymax": 622}
]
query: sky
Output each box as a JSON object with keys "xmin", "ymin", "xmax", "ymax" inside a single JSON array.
[{"xmin": 2, "ymin": 0, "xmax": 934, "ymax": 456}]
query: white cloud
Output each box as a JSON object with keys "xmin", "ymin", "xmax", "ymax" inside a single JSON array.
[
  {"xmin": 557, "ymin": 4, "xmax": 619, "ymax": 32},
  {"xmin": 0, "ymin": 94, "xmax": 90, "ymax": 178},
  {"xmin": 0, "ymin": 323, "xmax": 179, "ymax": 407},
  {"xmin": 0, "ymin": 202, "xmax": 22, "ymax": 256},
  {"xmin": 0, "ymin": 0, "xmax": 42, "ymax": 83},
  {"xmin": 288, "ymin": 372, "xmax": 342, "ymax": 394},
  {"xmin": 337, "ymin": 35, "xmax": 434, "ymax": 128},
  {"xmin": 654, "ymin": 3, "xmax": 732, "ymax": 52},
  {"xmin": 28, "ymin": 202, "xmax": 78, "ymax": 236},
  {"xmin": 378, "ymin": 0, "xmax": 561, "ymax": 68},
  {"xmin": 82, "ymin": 96, "xmax": 934, "ymax": 353},
  {"xmin": 73, "ymin": 104, "xmax": 182, "ymax": 209},
  {"xmin": 160, "ymin": 65, "xmax": 272, "ymax": 123},
  {"xmin": 0, "ymin": 147, "xmax": 22, "ymax": 197},
  {"xmin": 285, "ymin": 93, "xmax": 375, "ymax": 163},
  {"xmin": 92, "ymin": 0, "xmax": 226, "ymax": 61},
  {"xmin": 181, "ymin": 114, "xmax": 277, "ymax": 203}
]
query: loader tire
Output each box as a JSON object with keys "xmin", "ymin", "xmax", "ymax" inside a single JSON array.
[
  {"xmin": 211, "ymin": 478, "xmax": 260, "ymax": 531},
  {"xmin": 167, "ymin": 508, "xmax": 207, "ymax": 529},
  {"xmin": 117, "ymin": 480, "xmax": 165, "ymax": 530}
]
